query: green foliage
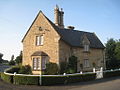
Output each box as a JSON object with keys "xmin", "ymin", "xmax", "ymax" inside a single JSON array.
[
  {"xmin": 18, "ymin": 65, "xmax": 32, "ymax": 74},
  {"xmin": 106, "ymin": 38, "xmax": 120, "ymax": 69},
  {"xmin": 67, "ymin": 73, "xmax": 96, "ymax": 83},
  {"xmin": 42, "ymin": 76, "xmax": 67, "ymax": 85},
  {"xmin": 44, "ymin": 62, "xmax": 59, "ymax": 75},
  {"xmin": 2, "ymin": 72, "xmax": 96, "ymax": 85},
  {"xmin": 66, "ymin": 56, "xmax": 77, "ymax": 73},
  {"xmin": 106, "ymin": 38, "xmax": 116, "ymax": 60},
  {"xmin": 1, "ymin": 73, "xmax": 13, "ymax": 83},
  {"xmin": 6, "ymin": 66, "xmax": 20, "ymax": 73},
  {"xmin": 15, "ymin": 51, "xmax": 22, "ymax": 64},
  {"xmin": 0, "ymin": 53, "xmax": 3, "ymax": 63},
  {"xmin": 60, "ymin": 62, "xmax": 67, "ymax": 74},
  {"xmin": 6, "ymin": 65, "xmax": 32, "ymax": 74},
  {"xmin": 9, "ymin": 60, "xmax": 15, "ymax": 65},
  {"xmin": 103, "ymin": 70, "xmax": 120, "ymax": 78},
  {"xmin": 14, "ymin": 76, "xmax": 39, "ymax": 85},
  {"xmin": 115, "ymin": 42, "xmax": 120, "ymax": 60}
]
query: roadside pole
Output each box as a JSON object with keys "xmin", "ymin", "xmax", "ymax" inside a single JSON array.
[{"xmin": 39, "ymin": 57, "xmax": 42, "ymax": 85}]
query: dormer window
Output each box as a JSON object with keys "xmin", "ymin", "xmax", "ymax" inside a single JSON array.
[
  {"xmin": 36, "ymin": 35, "xmax": 44, "ymax": 46},
  {"xmin": 84, "ymin": 44, "xmax": 89, "ymax": 51}
]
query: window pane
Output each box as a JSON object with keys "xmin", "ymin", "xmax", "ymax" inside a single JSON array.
[
  {"xmin": 36, "ymin": 36, "xmax": 40, "ymax": 45},
  {"xmin": 42, "ymin": 56, "xmax": 46, "ymax": 69},
  {"xmin": 33, "ymin": 58, "xmax": 37, "ymax": 70},
  {"xmin": 37, "ymin": 58, "xmax": 40, "ymax": 70},
  {"xmin": 36, "ymin": 36, "xmax": 43, "ymax": 45},
  {"xmin": 84, "ymin": 59, "xmax": 90, "ymax": 67}
]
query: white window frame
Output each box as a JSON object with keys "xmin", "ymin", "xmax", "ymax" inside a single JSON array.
[
  {"xmin": 84, "ymin": 59, "xmax": 90, "ymax": 68},
  {"xmin": 84, "ymin": 44, "xmax": 89, "ymax": 51},
  {"xmin": 36, "ymin": 35, "xmax": 44, "ymax": 46},
  {"xmin": 33, "ymin": 57, "xmax": 46, "ymax": 70}
]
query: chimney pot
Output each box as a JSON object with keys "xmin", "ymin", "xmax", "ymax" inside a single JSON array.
[{"xmin": 67, "ymin": 26, "xmax": 75, "ymax": 30}]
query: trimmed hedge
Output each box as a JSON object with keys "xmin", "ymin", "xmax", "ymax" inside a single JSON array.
[
  {"xmin": 0, "ymin": 72, "xmax": 1, "ymax": 78},
  {"xmin": 1, "ymin": 73, "xmax": 13, "ymax": 83},
  {"xmin": 103, "ymin": 70, "xmax": 120, "ymax": 78},
  {"xmin": 1, "ymin": 72, "xmax": 96, "ymax": 85},
  {"xmin": 68, "ymin": 73, "xmax": 96, "ymax": 83},
  {"xmin": 14, "ymin": 75, "xmax": 39, "ymax": 85},
  {"xmin": 42, "ymin": 76, "xmax": 67, "ymax": 85}
]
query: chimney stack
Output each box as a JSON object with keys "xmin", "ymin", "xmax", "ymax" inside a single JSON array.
[{"xmin": 54, "ymin": 5, "xmax": 64, "ymax": 29}]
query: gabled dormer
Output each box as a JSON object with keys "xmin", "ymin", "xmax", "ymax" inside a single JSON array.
[{"xmin": 82, "ymin": 34, "xmax": 90, "ymax": 52}]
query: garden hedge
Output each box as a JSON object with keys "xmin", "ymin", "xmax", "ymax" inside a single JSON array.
[
  {"xmin": 14, "ymin": 73, "xmax": 96, "ymax": 85},
  {"xmin": 42, "ymin": 76, "xmax": 67, "ymax": 85},
  {"xmin": 14, "ymin": 75, "xmax": 39, "ymax": 85},
  {"xmin": 1, "ymin": 73, "xmax": 13, "ymax": 83},
  {"xmin": 67, "ymin": 73, "xmax": 96, "ymax": 83},
  {"xmin": 1, "ymin": 72, "xmax": 96, "ymax": 85},
  {"xmin": 103, "ymin": 70, "xmax": 120, "ymax": 78}
]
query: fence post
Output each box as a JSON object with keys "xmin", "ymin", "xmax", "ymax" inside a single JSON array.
[
  {"xmin": 93, "ymin": 68, "xmax": 95, "ymax": 73},
  {"xmin": 63, "ymin": 73, "xmax": 66, "ymax": 75},
  {"xmin": 80, "ymin": 71, "xmax": 82, "ymax": 74}
]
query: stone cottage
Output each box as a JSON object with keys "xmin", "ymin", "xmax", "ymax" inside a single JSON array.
[{"xmin": 22, "ymin": 6, "xmax": 105, "ymax": 74}]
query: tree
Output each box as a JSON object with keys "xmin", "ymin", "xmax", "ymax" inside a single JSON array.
[
  {"xmin": 44, "ymin": 62, "xmax": 59, "ymax": 75},
  {"xmin": 66, "ymin": 56, "xmax": 77, "ymax": 73},
  {"xmin": 105, "ymin": 38, "xmax": 120, "ymax": 69},
  {"xmin": 9, "ymin": 55, "xmax": 15, "ymax": 65},
  {"xmin": 15, "ymin": 51, "xmax": 22, "ymax": 64},
  {"xmin": 115, "ymin": 42, "xmax": 120, "ymax": 60},
  {"xmin": 11, "ymin": 55, "xmax": 14, "ymax": 61},
  {"xmin": 0, "ymin": 53, "xmax": 3, "ymax": 63},
  {"xmin": 105, "ymin": 38, "xmax": 116, "ymax": 60}
]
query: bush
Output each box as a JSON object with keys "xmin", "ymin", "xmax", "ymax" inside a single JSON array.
[
  {"xmin": 60, "ymin": 62, "xmax": 67, "ymax": 74},
  {"xmin": 103, "ymin": 70, "xmax": 120, "ymax": 78},
  {"xmin": 18, "ymin": 65, "xmax": 32, "ymax": 74},
  {"xmin": 68, "ymin": 73, "xmax": 96, "ymax": 83},
  {"xmin": 1, "ymin": 73, "xmax": 13, "ymax": 83},
  {"xmin": 14, "ymin": 75, "xmax": 39, "ymax": 85},
  {"xmin": 44, "ymin": 62, "xmax": 59, "ymax": 75},
  {"xmin": 6, "ymin": 65, "xmax": 32, "ymax": 74},
  {"xmin": 9, "ymin": 60, "xmax": 15, "ymax": 65},
  {"xmin": 1, "ymin": 72, "xmax": 96, "ymax": 85},
  {"xmin": 42, "ymin": 76, "xmax": 67, "ymax": 85},
  {"xmin": 6, "ymin": 66, "xmax": 20, "ymax": 73},
  {"xmin": 66, "ymin": 56, "xmax": 77, "ymax": 74}
]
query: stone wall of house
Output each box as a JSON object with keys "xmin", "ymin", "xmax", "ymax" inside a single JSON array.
[
  {"xmin": 22, "ymin": 12, "xmax": 60, "ymax": 74},
  {"xmin": 72, "ymin": 47, "xmax": 105, "ymax": 72},
  {"xmin": 59, "ymin": 40, "xmax": 71, "ymax": 63}
]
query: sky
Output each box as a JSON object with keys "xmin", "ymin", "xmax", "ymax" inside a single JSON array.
[{"xmin": 0, "ymin": 0, "xmax": 120, "ymax": 60}]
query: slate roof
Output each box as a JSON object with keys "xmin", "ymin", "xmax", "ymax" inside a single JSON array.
[{"xmin": 45, "ymin": 15, "xmax": 105, "ymax": 49}]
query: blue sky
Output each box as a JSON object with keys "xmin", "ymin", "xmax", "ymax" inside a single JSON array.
[{"xmin": 0, "ymin": 0, "xmax": 120, "ymax": 60}]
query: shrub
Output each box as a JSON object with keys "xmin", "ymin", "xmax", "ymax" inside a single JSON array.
[
  {"xmin": 9, "ymin": 60, "xmax": 15, "ymax": 65},
  {"xmin": 68, "ymin": 73, "xmax": 96, "ymax": 83},
  {"xmin": 60, "ymin": 62, "xmax": 67, "ymax": 74},
  {"xmin": 14, "ymin": 75, "xmax": 39, "ymax": 85},
  {"xmin": 1, "ymin": 73, "xmax": 13, "ymax": 83},
  {"xmin": 42, "ymin": 76, "xmax": 67, "ymax": 85},
  {"xmin": 6, "ymin": 65, "xmax": 32, "ymax": 74},
  {"xmin": 44, "ymin": 62, "xmax": 59, "ymax": 75},
  {"xmin": 6, "ymin": 66, "xmax": 20, "ymax": 73},
  {"xmin": 66, "ymin": 56, "xmax": 77, "ymax": 74},
  {"xmin": 103, "ymin": 70, "xmax": 120, "ymax": 78},
  {"xmin": 18, "ymin": 65, "xmax": 32, "ymax": 74}
]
